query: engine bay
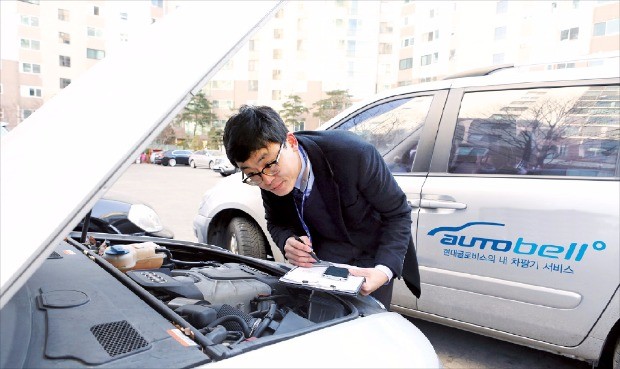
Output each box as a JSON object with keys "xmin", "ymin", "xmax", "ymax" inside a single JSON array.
[
  {"xmin": 84, "ymin": 235, "xmax": 369, "ymax": 358},
  {"xmin": 1, "ymin": 233, "xmax": 385, "ymax": 368}
]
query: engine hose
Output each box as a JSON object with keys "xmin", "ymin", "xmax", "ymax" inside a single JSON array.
[
  {"xmin": 207, "ymin": 315, "xmax": 251, "ymax": 337},
  {"xmin": 252, "ymin": 303, "xmax": 277, "ymax": 338}
]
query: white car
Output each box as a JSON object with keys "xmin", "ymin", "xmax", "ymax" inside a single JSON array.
[
  {"xmin": 189, "ymin": 150, "xmax": 227, "ymax": 169},
  {"xmin": 0, "ymin": 2, "xmax": 440, "ymax": 369},
  {"xmin": 194, "ymin": 61, "xmax": 620, "ymax": 368}
]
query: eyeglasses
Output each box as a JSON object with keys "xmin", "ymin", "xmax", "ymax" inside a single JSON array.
[{"xmin": 241, "ymin": 142, "xmax": 285, "ymax": 186}]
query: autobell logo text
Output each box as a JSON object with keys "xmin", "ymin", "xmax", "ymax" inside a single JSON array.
[{"xmin": 427, "ymin": 222, "xmax": 606, "ymax": 262}]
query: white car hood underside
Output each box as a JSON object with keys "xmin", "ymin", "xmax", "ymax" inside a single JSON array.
[{"xmin": 0, "ymin": 1, "xmax": 282, "ymax": 308}]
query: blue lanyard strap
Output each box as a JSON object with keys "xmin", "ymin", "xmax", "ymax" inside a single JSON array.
[{"xmin": 294, "ymin": 146, "xmax": 312, "ymax": 242}]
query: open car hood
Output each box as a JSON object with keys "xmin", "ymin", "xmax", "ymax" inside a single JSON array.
[{"xmin": 0, "ymin": 1, "xmax": 283, "ymax": 308}]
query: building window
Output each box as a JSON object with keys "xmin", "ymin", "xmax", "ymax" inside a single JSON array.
[
  {"xmin": 399, "ymin": 58, "xmax": 413, "ymax": 70},
  {"xmin": 120, "ymin": 33, "xmax": 129, "ymax": 42},
  {"xmin": 496, "ymin": 0, "xmax": 508, "ymax": 13},
  {"xmin": 297, "ymin": 40, "xmax": 303, "ymax": 51},
  {"xmin": 348, "ymin": 19, "xmax": 359, "ymax": 37},
  {"xmin": 273, "ymin": 29, "xmax": 283, "ymax": 39},
  {"xmin": 20, "ymin": 38, "xmax": 40, "ymax": 50},
  {"xmin": 20, "ymin": 86, "xmax": 42, "ymax": 97},
  {"xmin": 60, "ymin": 78, "xmax": 71, "ymax": 89},
  {"xmin": 208, "ymin": 80, "xmax": 232, "ymax": 90},
  {"xmin": 553, "ymin": 62, "xmax": 576, "ymax": 69},
  {"xmin": 293, "ymin": 121, "xmax": 305, "ymax": 131},
  {"xmin": 21, "ymin": 62, "xmax": 41, "ymax": 74},
  {"xmin": 59, "ymin": 55, "xmax": 71, "ymax": 67},
  {"xmin": 378, "ymin": 43, "xmax": 392, "ymax": 54},
  {"xmin": 58, "ymin": 9, "xmax": 69, "ymax": 21},
  {"xmin": 493, "ymin": 52, "xmax": 505, "ymax": 64},
  {"xmin": 273, "ymin": 49, "xmax": 282, "ymax": 59},
  {"xmin": 87, "ymin": 48, "xmax": 105, "ymax": 60},
  {"xmin": 272, "ymin": 90, "xmax": 282, "ymax": 100},
  {"xmin": 347, "ymin": 40, "xmax": 356, "ymax": 57},
  {"xmin": 120, "ymin": 12, "xmax": 128, "ymax": 20},
  {"xmin": 22, "ymin": 109, "xmax": 34, "ymax": 119},
  {"xmin": 20, "ymin": 15, "xmax": 39, "ymax": 27},
  {"xmin": 449, "ymin": 49, "xmax": 456, "ymax": 61},
  {"xmin": 151, "ymin": 0, "xmax": 163, "ymax": 7},
  {"xmin": 593, "ymin": 19, "xmax": 620, "ymax": 36},
  {"xmin": 59, "ymin": 32, "xmax": 70, "ymax": 44},
  {"xmin": 87, "ymin": 27, "xmax": 103, "ymax": 37},
  {"xmin": 272, "ymin": 69, "xmax": 281, "ymax": 80},
  {"xmin": 495, "ymin": 26, "xmax": 507, "ymax": 40},
  {"xmin": 93, "ymin": 6, "xmax": 99, "ymax": 15},
  {"xmin": 248, "ymin": 80, "xmax": 258, "ymax": 91},
  {"xmin": 248, "ymin": 39, "xmax": 255, "ymax": 51},
  {"xmin": 402, "ymin": 37, "xmax": 414, "ymax": 47},
  {"xmin": 379, "ymin": 22, "xmax": 393, "ymax": 34},
  {"xmin": 560, "ymin": 27, "xmax": 579, "ymax": 41},
  {"xmin": 424, "ymin": 30, "xmax": 439, "ymax": 42},
  {"xmin": 420, "ymin": 53, "xmax": 438, "ymax": 66}
]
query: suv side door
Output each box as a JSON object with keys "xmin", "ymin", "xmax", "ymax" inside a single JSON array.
[
  {"xmin": 330, "ymin": 88, "xmax": 450, "ymax": 309},
  {"xmin": 415, "ymin": 79, "xmax": 620, "ymax": 346}
]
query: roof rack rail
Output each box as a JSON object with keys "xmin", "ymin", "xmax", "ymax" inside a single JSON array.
[{"xmin": 442, "ymin": 64, "xmax": 514, "ymax": 80}]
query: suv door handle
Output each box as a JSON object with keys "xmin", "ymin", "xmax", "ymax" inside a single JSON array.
[
  {"xmin": 407, "ymin": 199, "xmax": 421, "ymax": 208},
  {"xmin": 420, "ymin": 199, "xmax": 467, "ymax": 210}
]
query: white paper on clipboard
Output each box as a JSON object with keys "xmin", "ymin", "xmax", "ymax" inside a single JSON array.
[{"xmin": 278, "ymin": 264, "xmax": 364, "ymax": 295}]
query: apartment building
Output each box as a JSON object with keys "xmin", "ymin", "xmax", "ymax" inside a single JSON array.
[
  {"xmin": 0, "ymin": 0, "xmax": 171, "ymax": 130},
  {"xmin": 1, "ymin": 0, "xmax": 618, "ymax": 133}
]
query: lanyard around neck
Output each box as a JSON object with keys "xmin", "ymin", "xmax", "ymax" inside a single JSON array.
[{"xmin": 294, "ymin": 146, "xmax": 312, "ymax": 242}]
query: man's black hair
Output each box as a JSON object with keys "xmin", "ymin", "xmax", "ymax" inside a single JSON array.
[{"xmin": 223, "ymin": 105, "xmax": 288, "ymax": 166}]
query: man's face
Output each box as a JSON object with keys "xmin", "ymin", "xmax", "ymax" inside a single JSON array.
[{"xmin": 236, "ymin": 133, "xmax": 301, "ymax": 196}]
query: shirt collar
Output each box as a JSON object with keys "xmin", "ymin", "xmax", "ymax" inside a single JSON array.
[{"xmin": 295, "ymin": 144, "xmax": 311, "ymax": 192}]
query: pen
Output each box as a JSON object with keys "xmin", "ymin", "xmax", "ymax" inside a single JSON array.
[{"xmin": 293, "ymin": 235, "xmax": 320, "ymax": 262}]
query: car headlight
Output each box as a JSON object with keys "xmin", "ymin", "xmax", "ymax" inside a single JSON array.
[{"xmin": 127, "ymin": 204, "xmax": 164, "ymax": 232}]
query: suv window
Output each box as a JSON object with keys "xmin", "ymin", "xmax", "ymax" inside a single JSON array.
[
  {"xmin": 449, "ymin": 85, "xmax": 619, "ymax": 177},
  {"xmin": 335, "ymin": 95, "xmax": 434, "ymax": 173}
]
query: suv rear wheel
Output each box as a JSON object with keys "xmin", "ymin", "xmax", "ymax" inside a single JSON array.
[
  {"xmin": 169, "ymin": 158, "xmax": 177, "ymax": 167},
  {"xmin": 225, "ymin": 217, "xmax": 266, "ymax": 259}
]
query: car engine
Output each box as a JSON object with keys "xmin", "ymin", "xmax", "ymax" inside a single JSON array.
[{"xmin": 98, "ymin": 239, "xmax": 355, "ymax": 348}]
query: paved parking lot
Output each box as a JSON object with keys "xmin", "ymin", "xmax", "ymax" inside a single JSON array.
[{"xmin": 108, "ymin": 163, "xmax": 591, "ymax": 369}]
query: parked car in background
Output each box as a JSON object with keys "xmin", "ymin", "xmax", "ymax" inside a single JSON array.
[
  {"xmin": 0, "ymin": 2, "xmax": 441, "ymax": 368},
  {"xmin": 189, "ymin": 149, "xmax": 227, "ymax": 169},
  {"xmin": 219, "ymin": 164, "xmax": 240, "ymax": 177},
  {"xmin": 160, "ymin": 149, "xmax": 193, "ymax": 167},
  {"xmin": 152, "ymin": 151, "xmax": 164, "ymax": 165},
  {"xmin": 193, "ymin": 61, "xmax": 620, "ymax": 368},
  {"xmin": 212, "ymin": 157, "xmax": 240, "ymax": 177}
]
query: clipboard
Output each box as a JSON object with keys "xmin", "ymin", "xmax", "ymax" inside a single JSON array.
[{"xmin": 278, "ymin": 264, "xmax": 364, "ymax": 296}]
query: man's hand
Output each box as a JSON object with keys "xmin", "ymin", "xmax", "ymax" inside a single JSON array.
[
  {"xmin": 284, "ymin": 236, "xmax": 316, "ymax": 267},
  {"xmin": 348, "ymin": 267, "xmax": 389, "ymax": 296}
]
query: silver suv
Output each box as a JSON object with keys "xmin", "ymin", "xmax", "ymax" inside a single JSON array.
[{"xmin": 194, "ymin": 62, "xmax": 620, "ymax": 368}]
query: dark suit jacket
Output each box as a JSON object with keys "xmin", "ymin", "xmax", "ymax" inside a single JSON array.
[{"xmin": 262, "ymin": 130, "xmax": 421, "ymax": 298}]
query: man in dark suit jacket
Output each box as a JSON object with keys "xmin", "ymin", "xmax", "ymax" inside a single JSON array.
[{"xmin": 223, "ymin": 105, "xmax": 420, "ymax": 307}]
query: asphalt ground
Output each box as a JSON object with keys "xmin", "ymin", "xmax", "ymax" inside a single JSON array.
[{"xmin": 108, "ymin": 163, "xmax": 591, "ymax": 369}]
